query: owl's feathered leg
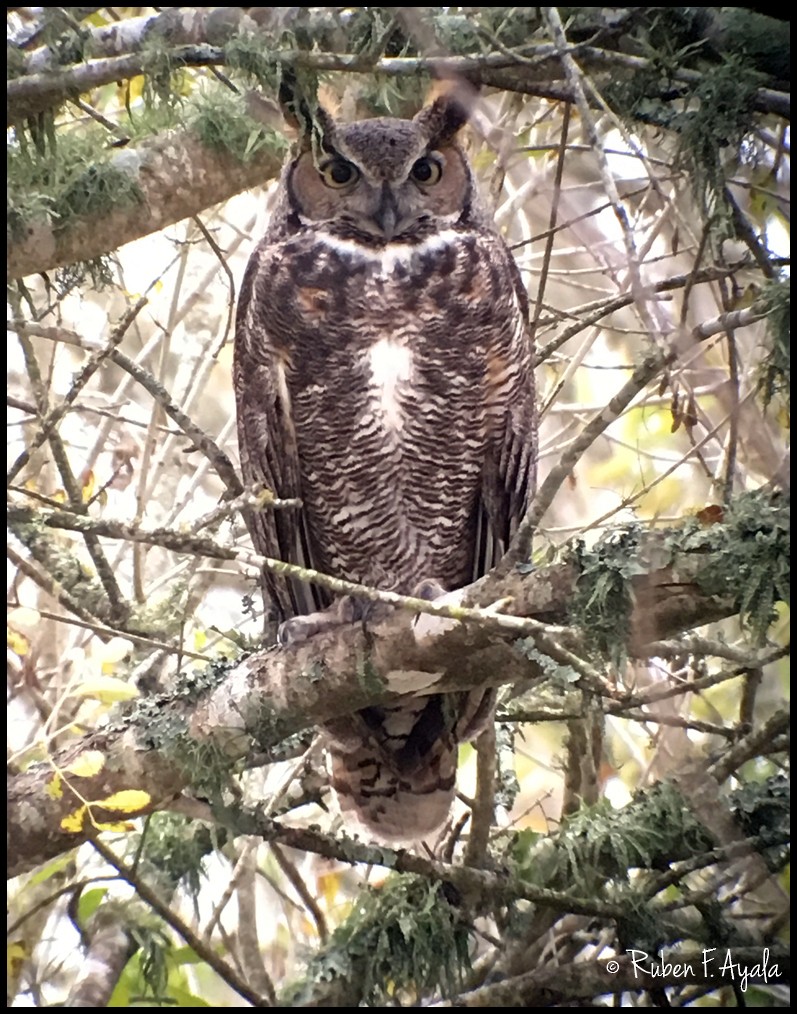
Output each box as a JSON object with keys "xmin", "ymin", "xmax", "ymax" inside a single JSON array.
[{"xmin": 320, "ymin": 580, "xmax": 496, "ymax": 844}]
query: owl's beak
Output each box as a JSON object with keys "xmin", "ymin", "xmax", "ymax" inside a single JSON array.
[{"xmin": 371, "ymin": 184, "xmax": 399, "ymax": 240}]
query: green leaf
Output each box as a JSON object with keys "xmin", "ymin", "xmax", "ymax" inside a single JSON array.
[{"xmin": 77, "ymin": 887, "xmax": 107, "ymax": 925}]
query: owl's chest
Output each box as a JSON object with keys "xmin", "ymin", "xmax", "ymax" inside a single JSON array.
[{"xmin": 278, "ymin": 230, "xmax": 498, "ymax": 353}]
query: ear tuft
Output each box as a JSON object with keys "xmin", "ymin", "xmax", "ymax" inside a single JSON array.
[{"xmin": 413, "ymin": 89, "xmax": 473, "ymax": 145}]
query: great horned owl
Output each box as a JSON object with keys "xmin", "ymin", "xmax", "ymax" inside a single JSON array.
[{"xmin": 234, "ymin": 93, "xmax": 537, "ymax": 842}]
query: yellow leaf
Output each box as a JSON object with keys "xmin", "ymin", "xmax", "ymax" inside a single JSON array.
[
  {"xmin": 74, "ymin": 675, "xmax": 139, "ymax": 703},
  {"xmin": 317, "ymin": 871, "xmax": 341, "ymax": 909},
  {"xmin": 65, "ymin": 750, "xmax": 106, "ymax": 779},
  {"xmin": 61, "ymin": 806, "xmax": 88, "ymax": 833},
  {"xmin": 7, "ymin": 627, "xmax": 29, "ymax": 657},
  {"xmin": 45, "ymin": 772, "xmax": 63, "ymax": 800},
  {"xmin": 193, "ymin": 629, "xmax": 208, "ymax": 651},
  {"xmin": 121, "ymin": 75, "xmax": 146, "ymax": 105},
  {"xmin": 8, "ymin": 940, "xmax": 28, "ymax": 978},
  {"xmin": 97, "ymin": 637, "xmax": 134, "ymax": 674},
  {"xmin": 95, "ymin": 790, "xmax": 152, "ymax": 814},
  {"xmin": 94, "ymin": 820, "xmax": 136, "ymax": 833},
  {"xmin": 81, "ymin": 469, "xmax": 96, "ymax": 502},
  {"xmin": 747, "ymin": 169, "xmax": 779, "ymax": 224}
]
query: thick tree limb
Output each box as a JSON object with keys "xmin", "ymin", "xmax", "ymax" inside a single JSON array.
[
  {"xmin": 7, "ymin": 505, "xmax": 762, "ymax": 880},
  {"xmin": 7, "ymin": 129, "xmax": 283, "ymax": 280},
  {"xmin": 8, "ymin": 38, "xmax": 789, "ymax": 128}
]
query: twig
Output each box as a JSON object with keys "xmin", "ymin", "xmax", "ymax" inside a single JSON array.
[
  {"xmin": 29, "ymin": 605, "xmax": 212, "ymax": 661},
  {"xmin": 9, "ymin": 43, "xmax": 790, "ymax": 126},
  {"xmin": 5, "ymin": 504, "xmax": 609, "ymax": 657},
  {"xmin": 501, "ymin": 344, "xmax": 673, "ymax": 570},
  {"xmin": 531, "ymin": 102, "xmax": 570, "ymax": 331},
  {"xmin": 191, "ymin": 216, "xmax": 236, "ymax": 357},
  {"xmin": 271, "ymin": 843, "xmax": 329, "ymax": 943},
  {"xmin": 219, "ymin": 806, "xmax": 631, "ymax": 919},
  {"xmin": 708, "ymin": 710, "xmax": 791, "ymax": 782},
  {"xmin": 7, "ymin": 297, "xmax": 148, "ymax": 483},
  {"xmin": 89, "ymin": 835, "xmax": 272, "ymax": 1007},
  {"xmin": 7, "ymin": 541, "xmax": 112, "ymax": 632},
  {"xmin": 534, "ymin": 263, "xmax": 751, "ymax": 362},
  {"xmin": 463, "ymin": 722, "xmax": 497, "ymax": 868},
  {"xmin": 189, "ymin": 487, "xmax": 302, "ymax": 535},
  {"xmin": 13, "ymin": 327, "xmax": 128, "ymax": 619},
  {"xmin": 691, "ymin": 305, "xmax": 769, "ymax": 341},
  {"xmin": 608, "ymin": 650, "xmax": 789, "ymax": 712},
  {"xmin": 234, "ymin": 845, "xmax": 278, "ymax": 1002}
]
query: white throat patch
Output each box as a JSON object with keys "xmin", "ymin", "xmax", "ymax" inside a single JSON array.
[{"xmin": 311, "ymin": 229, "xmax": 460, "ymax": 277}]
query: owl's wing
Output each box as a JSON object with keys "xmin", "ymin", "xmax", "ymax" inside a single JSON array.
[
  {"xmin": 476, "ymin": 248, "xmax": 538, "ymax": 577},
  {"xmin": 233, "ymin": 238, "xmax": 321, "ymax": 622}
]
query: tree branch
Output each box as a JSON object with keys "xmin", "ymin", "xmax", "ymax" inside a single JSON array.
[
  {"xmin": 8, "ymin": 490, "xmax": 779, "ymax": 879},
  {"xmin": 431, "ymin": 947, "xmax": 789, "ymax": 1006},
  {"xmin": 7, "ymin": 128, "xmax": 283, "ymax": 280}
]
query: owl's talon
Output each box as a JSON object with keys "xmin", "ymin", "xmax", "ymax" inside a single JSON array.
[
  {"xmin": 336, "ymin": 594, "xmax": 359, "ymax": 624},
  {"xmin": 278, "ymin": 596, "xmax": 366, "ymax": 645},
  {"xmin": 412, "ymin": 578, "xmax": 448, "ymax": 602},
  {"xmin": 278, "ymin": 615, "xmax": 319, "ymax": 645}
]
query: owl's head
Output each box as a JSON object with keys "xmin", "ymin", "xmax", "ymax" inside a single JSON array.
[{"xmin": 276, "ymin": 94, "xmax": 486, "ymax": 244}]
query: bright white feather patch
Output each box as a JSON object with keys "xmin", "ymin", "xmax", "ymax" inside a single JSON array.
[
  {"xmin": 314, "ymin": 229, "xmax": 460, "ymax": 276},
  {"xmin": 369, "ymin": 337, "xmax": 413, "ymax": 430}
]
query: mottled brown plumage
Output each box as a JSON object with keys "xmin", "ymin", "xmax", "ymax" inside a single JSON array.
[{"xmin": 234, "ymin": 95, "xmax": 537, "ymax": 842}]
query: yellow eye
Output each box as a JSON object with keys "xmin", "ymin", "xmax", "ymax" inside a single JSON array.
[
  {"xmin": 320, "ymin": 158, "xmax": 359, "ymax": 188},
  {"xmin": 410, "ymin": 156, "xmax": 443, "ymax": 186}
]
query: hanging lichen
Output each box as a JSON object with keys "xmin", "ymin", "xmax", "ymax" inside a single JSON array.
[
  {"xmin": 755, "ymin": 279, "xmax": 790, "ymax": 413},
  {"xmin": 282, "ymin": 874, "xmax": 472, "ymax": 1006}
]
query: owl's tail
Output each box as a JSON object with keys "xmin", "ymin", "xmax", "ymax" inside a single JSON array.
[{"xmin": 323, "ymin": 689, "xmax": 493, "ymax": 844}]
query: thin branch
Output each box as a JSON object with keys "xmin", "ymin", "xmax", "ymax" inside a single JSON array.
[
  {"xmin": 29, "ymin": 605, "xmax": 212, "ymax": 661},
  {"xmin": 431, "ymin": 947, "xmax": 789, "ymax": 1006},
  {"xmin": 5, "ymin": 504, "xmax": 605, "ymax": 650},
  {"xmin": 607, "ymin": 649, "xmax": 789, "ymax": 713},
  {"xmin": 7, "ymin": 296, "xmax": 149, "ymax": 483},
  {"xmin": 531, "ymin": 102, "xmax": 570, "ymax": 331},
  {"xmin": 14, "ymin": 327, "xmax": 128, "ymax": 619},
  {"xmin": 89, "ymin": 836, "xmax": 272, "ymax": 1008},
  {"xmin": 692, "ymin": 306, "xmax": 768, "ymax": 341},
  {"xmin": 8, "ymin": 41, "xmax": 789, "ymax": 126},
  {"xmin": 64, "ymin": 905, "xmax": 137, "ymax": 1008},
  {"xmin": 271, "ymin": 843, "xmax": 329, "ymax": 943},
  {"xmin": 535, "ymin": 263, "xmax": 752, "ymax": 365},
  {"xmin": 501, "ymin": 344, "xmax": 673, "ymax": 570},
  {"xmin": 463, "ymin": 722, "xmax": 497, "ymax": 869},
  {"xmin": 233, "ymin": 844, "xmax": 279, "ymax": 1004},
  {"xmin": 14, "ymin": 320, "xmax": 244, "ymax": 497},
  {"xmin": 8, "ymin": 538, "xmax": 112, "ymax": 632},
  {"xmin": 708, "ymin": 710, "xmax": 791, "ymax": 783}
]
